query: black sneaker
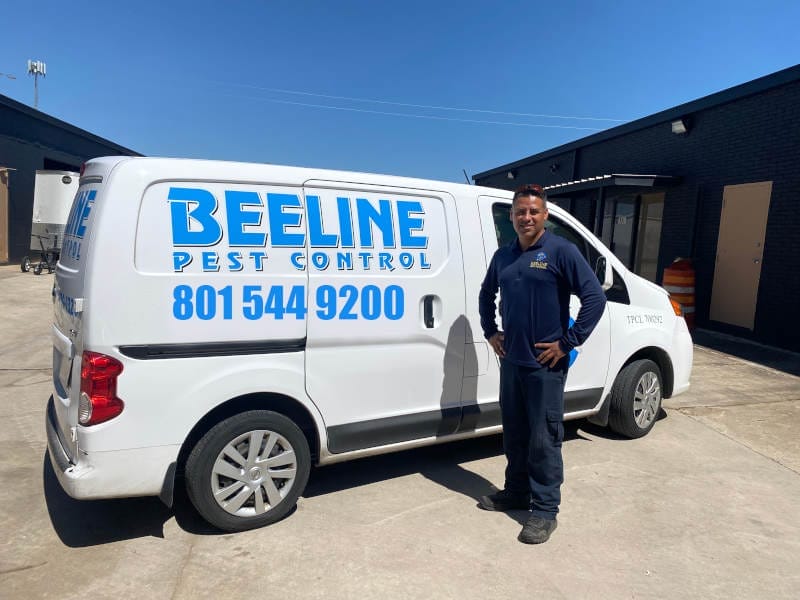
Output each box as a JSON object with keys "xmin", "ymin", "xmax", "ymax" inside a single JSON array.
[
  {"xmin": 478, "ymin": 489, "xmax": 530, "ymax": 511},
  {"xmin": 517, "ymin": 516, "xmax": 558, "ymax": 544}
]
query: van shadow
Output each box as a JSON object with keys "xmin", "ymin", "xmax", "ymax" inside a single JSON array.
[
  {"xmin": 43, "ymin": 453, "xmax": 173, "ymax": 546},
  {"xmin": 578, "ymin": 407, "xmax": 669, "ymax": 441},
  {"xmin": 304, "ymin": 434, "xmax": 505, "ymax": 498},
  {"xmin": 304, "ymin": 420, "xmax": 593, "ymax": 526},
  {"xmin": 44, "ymin": 419, "xmax": 613, "ymax": 544},
  {"xmin": 43, "ymin": 454, "xmax": 224, "ymax": 545}
]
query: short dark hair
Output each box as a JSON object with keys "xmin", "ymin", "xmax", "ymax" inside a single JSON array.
[{"xmin": 512, "ymin": 183, "xmax": 547, "ymax": 206}]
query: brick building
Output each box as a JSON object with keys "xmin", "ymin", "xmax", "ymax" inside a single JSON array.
[
  {"xmin": 1, "ymin": 93, "xmax": 139, "ymax": 264},
  {"xmin": 474, "ymin": 65, "xmax": 800, "ymax": 352}
]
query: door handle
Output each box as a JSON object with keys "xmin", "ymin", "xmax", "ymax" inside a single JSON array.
[{"xmin": 423, "ymin": 295, "xmax": 435, "ymax": 328}]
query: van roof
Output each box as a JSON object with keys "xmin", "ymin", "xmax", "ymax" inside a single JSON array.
[{"xmin": 88, "ymin": 156, "xmax": 513, "ymax": 198}]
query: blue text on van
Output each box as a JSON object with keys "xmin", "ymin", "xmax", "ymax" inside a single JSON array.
[
  {"xmin": 62, "ymin": 190, "xmax": 96, "ymax": 261},
  {"xmin": 170, "ymin": 189, "xmax": 427, "ymax": 248},
  {"xmin": 169, "ymin": 188, "xmax": 431, "ymax": 272}
]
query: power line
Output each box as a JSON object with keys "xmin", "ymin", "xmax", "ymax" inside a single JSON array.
[
  {"xmin": 224, "ymin": 93, "xmax": 606, "ymax": 130},
  {"xmin": 210, "ymin": 81, "xmax": 627, "ymax": 123}
]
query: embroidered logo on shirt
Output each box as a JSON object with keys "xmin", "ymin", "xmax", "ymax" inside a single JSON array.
[{"xmin": 530, "ymin": 251, "xmax": 548, "ymax": 270}]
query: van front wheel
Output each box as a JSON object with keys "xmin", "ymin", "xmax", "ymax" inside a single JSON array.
[
  {"xmin": 185, "ymin": 410, "xmax": 311, "ymax": 532},
  {"xmin": 608, "ymin": 359, "xmax": 663, "ymax": 439}
]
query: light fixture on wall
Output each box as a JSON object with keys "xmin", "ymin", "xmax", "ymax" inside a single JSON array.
[
  {"xmin": 549, "ymin": 162, "xmax": 560, "ymax": 173},
  {"xmin": 506, "ymin": 170, "xmax": 516, "ymax": 180},
  {"xmin": 671, "ymin": 118, "xmax": 689, "ymax": 135}
]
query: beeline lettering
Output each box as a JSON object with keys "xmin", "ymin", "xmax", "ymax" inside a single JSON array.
[
  {"xmin": 168, "ymin": 188, "xmax": 428, "ymax": 249},
  {"xmin": 65, "ymin": 190, "xmax": 97, "ymax": 240}
]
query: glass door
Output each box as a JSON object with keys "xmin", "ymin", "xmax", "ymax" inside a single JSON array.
[
  {"xmin": 599, "ymin": 191, "xmax": 665, "ymax": 280},
  {"xmin": 633, "ymin": 192, "xmax": 664, "ymax": 282},
  {"xmin": 601, "ymin": 193, "xmax": 638, "ymax": 269}
]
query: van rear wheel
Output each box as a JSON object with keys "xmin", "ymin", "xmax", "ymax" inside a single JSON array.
[
  {"xmin": 608, "ymin": 359, "xmax": 663, "ymax": 439},
  {"xmin": 185, "ymin": 410, "xmax": 311, "ymax": 532}
]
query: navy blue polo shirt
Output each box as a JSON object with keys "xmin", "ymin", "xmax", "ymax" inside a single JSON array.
[{"xmin": 478, "ymin": 230, "xmax": 607, "ymax": 369}]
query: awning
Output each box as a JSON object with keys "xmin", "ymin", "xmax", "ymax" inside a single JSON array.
[{"xmin": 544, "ymin": 174, "xmax": 680, "ymax": 195}]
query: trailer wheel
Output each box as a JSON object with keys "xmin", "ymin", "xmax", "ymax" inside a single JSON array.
[
  {"xmin": 20, "ymin": 257, "xmax": 31, "ymax": 272},
  {"xmin": 33, "ymin": 263, "xmax": 42, "ymax": 275},
  {"xmin": 608, "ymin": 359, "xmax": 663, "ymax": 439},
  {"xmin": 185, "ymin": 410, "xmax": 311, "ymax": 532}
]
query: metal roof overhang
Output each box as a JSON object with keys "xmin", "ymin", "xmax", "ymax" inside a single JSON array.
[{"xmin": 544, "ymin": 174, "xmax": 680, "ymax": 195}]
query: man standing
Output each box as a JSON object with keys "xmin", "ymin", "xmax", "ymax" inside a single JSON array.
[{"xmin": 478, "ymin": 184, "xmax": 606, "ymax": 544}]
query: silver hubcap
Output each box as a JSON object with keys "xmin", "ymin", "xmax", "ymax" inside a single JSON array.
[
  {"xmin": 211, "ymin": 429, "xmax": 298, "ymax": 517},
  {"xmin": 633, "ymin": 371, "xmax": 661, "ymax": 429}
]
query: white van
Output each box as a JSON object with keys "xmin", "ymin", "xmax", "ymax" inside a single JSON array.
[{"xmin": 47, "ymin": 157, "xmax": 692, "ymax": 532}]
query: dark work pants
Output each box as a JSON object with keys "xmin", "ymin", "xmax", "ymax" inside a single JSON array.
[{"xmin": 499, "ymin": 359, "xmax": 566, "ymax": 520}]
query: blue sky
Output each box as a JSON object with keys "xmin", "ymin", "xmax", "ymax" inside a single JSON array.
[{"xmin": 1, "ymin": 1, "xmax": 798, "ymax": 182}]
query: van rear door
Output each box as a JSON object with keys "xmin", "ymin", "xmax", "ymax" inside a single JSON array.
[{"xmin": 51, "ymin": 158, "xmax": 124, "ymax": 461}]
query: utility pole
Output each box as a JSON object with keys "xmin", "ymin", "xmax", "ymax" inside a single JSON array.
[{"xmin": 27, "ymin": 60, "xmax": 46, "ymax": 109}]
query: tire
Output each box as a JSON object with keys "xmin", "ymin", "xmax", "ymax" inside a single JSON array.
[
  {"xmin": 608, "ymin": 359, "xmax": 663, "ymax": 439},
  {"xmin": 185, "ymin": 410, "xmax": 311, "ymax": 532},
  {"xmin": 20, "ymin": 256, "xmax": 31, "ymax": 272},
  {"xmin": 33, "ymin": 264, "xmax": 42, "ymax": 275}
]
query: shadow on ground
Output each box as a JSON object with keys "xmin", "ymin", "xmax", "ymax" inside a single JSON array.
[
  {"xmin": 304, "ymin": 419, "xmax": 635, "ymax": 525},
  {"xmin": 693, "ymin": 328, "xmax": 800, "ymax": 377},
  {"xmin": 43, "ymin": 453, "xmax": 174, "ymax": 546},
  {"xmin": 43, "ymin": 453, "xmax": 227, "ymax": 544},
  {"xmin": 43, "ymin": 417, "xmax": 648, "ymax": 543}
]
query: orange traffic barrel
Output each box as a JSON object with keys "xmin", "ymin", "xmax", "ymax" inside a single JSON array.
[{"xmin": 663, "ymin": 258, "xmax": 696, "ymax": 330}]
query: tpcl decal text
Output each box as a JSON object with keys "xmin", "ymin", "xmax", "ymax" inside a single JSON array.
[
  {"xmin": 172, "ymin": 284, "xmax": 405, "ymax": 321},
  {"xmin": 168, "ymin": 188, "xmax": 433, "ymax": 273}
]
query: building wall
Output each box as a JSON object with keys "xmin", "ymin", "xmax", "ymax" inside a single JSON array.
[
  {"xmin": 475, "ymin": 80, "xmax": 800, "ymax": 352},
  {"xmin": 0, "ymin": 97, "xmax": 139, "ymax": 263}
]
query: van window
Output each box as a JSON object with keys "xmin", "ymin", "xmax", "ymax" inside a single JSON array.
[
  {"xmin": 491, "ymin": 203, "xmax": 516, "ymax": 246},
  {"xmin": 491, "ymin": 202, "xmax": 629, "ymax": 304},
  {"xmin": 491, "ymin": 202, "xmax": 588, "ymax": 259}
]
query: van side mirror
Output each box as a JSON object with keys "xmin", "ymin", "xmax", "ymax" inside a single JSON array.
[{"xmin": 595, "ymin": 256, "xmax": 613, "ymax": 291}]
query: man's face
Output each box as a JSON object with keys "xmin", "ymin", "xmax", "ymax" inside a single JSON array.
[{"xmin": 511, "ymin": 193, "xmax": 548, "ymax": 247}]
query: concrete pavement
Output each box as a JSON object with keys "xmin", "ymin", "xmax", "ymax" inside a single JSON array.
[{"xmin": 1, "ymin": 264, "xmax": 798, "ymax": 599}]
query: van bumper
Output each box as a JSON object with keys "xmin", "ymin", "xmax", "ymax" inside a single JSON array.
[
  {"xmin": 46, "ymin": 396, "xmax": 179, "ymax": 500},
  {"xmin": 670, "ymin": 320, "xmax": 694, "ymax": 397}
]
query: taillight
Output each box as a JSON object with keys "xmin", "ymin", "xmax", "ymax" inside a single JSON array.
[
  {"xmin": 79, "ymin": 162, "xmax": 86, "ymax": 177},
  {"xmin": 79, "ymin": 351, "xmax": 124, "ymax": 425}
]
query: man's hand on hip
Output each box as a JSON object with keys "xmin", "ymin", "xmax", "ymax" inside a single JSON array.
[
  {"xmin": 489, "ymin": 332, "xmax": 505, "ymax": 357},
  {"xmin": 534, "ymin": 341, "xmax": 566, "ymax": 367}
]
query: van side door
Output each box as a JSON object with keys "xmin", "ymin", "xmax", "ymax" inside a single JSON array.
[{"xmin": 302, "ymin": 183, "xmax": 466, "ymax": 453}]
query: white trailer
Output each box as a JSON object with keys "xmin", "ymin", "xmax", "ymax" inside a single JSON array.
[{"xmin": 22, "ymin": 170, "xmax": 78, "ymax": 274}]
